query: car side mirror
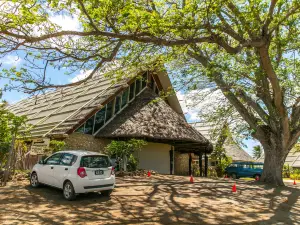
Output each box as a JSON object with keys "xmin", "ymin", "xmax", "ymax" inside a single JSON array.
[{"xmin": 39, "ymin": 159, "xmax": 45, "ymax": 164}]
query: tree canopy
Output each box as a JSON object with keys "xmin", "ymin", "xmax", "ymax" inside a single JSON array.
[{"xmin": 0, "ymin": 0, "xmax": 299, "ymax": 185}]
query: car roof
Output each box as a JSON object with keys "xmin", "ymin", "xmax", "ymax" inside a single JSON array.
[
  {"xmin": 232, "ymin": 161, "xmax": 264, "ymax": 165},
  {"xmin": 57, "ymin": 150, "xmax": 107, "ymax": 157}
]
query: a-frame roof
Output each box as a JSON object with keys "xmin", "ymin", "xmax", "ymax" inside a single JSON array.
[
  {"xmin": 96, "ymin": 88, "xmax": 212, "ymax": 152},
  {"xmin": 7, "ymin": 70, "xmax": 132, "ymax": 137}
]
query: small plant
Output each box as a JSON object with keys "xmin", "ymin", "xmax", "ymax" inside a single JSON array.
[
  {"xmin": 49, "ymin": 140, "xmax": 65, "ymax": 153},
  {"xmin": 127, "ymin": 154, "xmax": 138, "ymax": 172}
]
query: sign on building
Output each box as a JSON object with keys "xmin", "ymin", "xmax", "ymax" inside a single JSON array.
[{"xmin": 30, "ymin": 138, "xmax": 50, "ymax": 155}]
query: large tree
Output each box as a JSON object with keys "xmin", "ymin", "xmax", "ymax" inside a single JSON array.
[{"xmin": 0, "ymin": 0, "xmax": 299, "ymax": 185}]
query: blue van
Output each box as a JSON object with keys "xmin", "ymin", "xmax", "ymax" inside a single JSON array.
[{"xmin": 225, "ymin": 161, "xmax": 264, "ymax": 179}]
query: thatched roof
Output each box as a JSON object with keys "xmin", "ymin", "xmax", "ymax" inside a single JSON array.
[
  {"xmin": 190, "ymin": 122, "xmax": 252, "ymax": 160},
  {"xmin": 96, "ymin": 89, "xmax": 213, "ymax": 153}
]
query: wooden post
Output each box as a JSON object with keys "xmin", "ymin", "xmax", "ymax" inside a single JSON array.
[
  {"xmin": 189, "ymin": 153, "xmax": 192, "ymax": 176},
  {"xmin": 204, "ymin": 152, "xmax": 208, "ymax": 177},
  {"xmin": 199, "ymin": 153, "xmax": 203, "ymax": 177}
]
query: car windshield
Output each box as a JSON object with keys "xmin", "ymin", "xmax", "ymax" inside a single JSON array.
[{"xmin": 80, "ymin": 155, "xmax": 112, "ymax": 168}]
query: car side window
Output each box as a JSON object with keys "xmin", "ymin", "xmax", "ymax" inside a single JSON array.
[
  {"xmin": 60, "ymin": 153, "xmax": 76, "ymax": 166},
  {"xmin": 45, "ymin": 153, "xmax": 62, "ymax": 165}
]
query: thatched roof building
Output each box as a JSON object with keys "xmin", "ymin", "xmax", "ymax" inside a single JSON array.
[
  {"xmin": 97, "ymin": 89, "xmax": 212, "ymax": 153},
  {"xmin": 7, "ymin": 68, "xmax": 213, "ymax": 175}
]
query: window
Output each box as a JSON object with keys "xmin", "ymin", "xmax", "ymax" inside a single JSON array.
[
  {"xmin": 149, "ymin": 75, "xmax": 154, "ymax": 89},
  {"xmin": 94, "ymin": 107, "xmax": 106, "ymax": 133},
  {"xmin": 45, "ymin": 153, "xmax": 63, "ymax": 165},
  {"xmin": 75, "ymin": 124, "xmax": 84, "ymax": 133},
  {"xmin": 242, "ymin": 164, "xmax": 250, "ymax": 168},
  {"xmin": 115, "ymin": 95, "xmax": 121, "ymax": 114},
  {"xmin": 141, "ymin": 72, "xmax": 147, "ymax": 89},
  {"xmin": 129, "ymin": 82, "xmax": 135, "ymax": 101},
  {"xmin": 253, "ymin": 164, "xmax": 263, "ymax": 169},
  {"xmin": 229, "ymin": 164, "xmax": 238, "ymax": 168},
  {"xmin": 80, "ymin": 155, "xmax": 112, "ymax": 168},
  {"xmin": 135, "ymin": 79, "xmax": 141, "ymax": 95},
  {"xmin": 105, "ymin": 100, "xmax": 114, "ymax": 122},
  {"xmin": 84, "ymin": 115, "xmax": 94, "ymax": 135},
  {"xmin": 60, "ymin": 153, "xmax": 76, "ymax": 166},
  {"xmin": 121, "ymin": 88, "xmax": 129, "ymax": 108},
  {"xmin": 154, "ymin": 84, "xmax": 159, "ymax": 95}
]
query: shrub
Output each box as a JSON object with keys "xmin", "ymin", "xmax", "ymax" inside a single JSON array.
[{"xmin": 127, "ymin": 154, "xmax": 138, "ymax": 172}]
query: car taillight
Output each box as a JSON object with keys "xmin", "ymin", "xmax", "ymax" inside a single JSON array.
[
  {"xmin": 77, "ymin": 167, "xmax": 87, "ymax": 178},
  {"xmin": 111, "ymin": 167, "xmax": 115, "ymax": 176}
]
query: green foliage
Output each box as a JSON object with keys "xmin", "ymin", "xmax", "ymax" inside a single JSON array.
[
  {"xmin": 282, "ymin": 164, "xmax": 291, "ymax": 178},
  {"xmin": 0, "ymin": 104, "xmax": 27, "ymax": 167},
  {"xmin": 290, "ymin": 169, "xmax": 300, "ymax": 181},
  {"xmin": 49, "ymin": 140, "xmax": 65, "ymax": 153},
  {"xmin": 105, "ymin": 139, "xmax": 147, "ymax": 158},
  {"xmin": 127, "ymin": 154, "xmax": 138, "ymax": 172},
  {"xmin": 218, "ymin": 157, "xmax": 233, "ymax": 176},
  {"xmin": 252, "ymin": 145, "xmax": 263, "ymax": 160}
]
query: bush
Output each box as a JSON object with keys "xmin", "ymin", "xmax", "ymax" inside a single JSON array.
[
  {"xmin": 290, "ymin": 168, "xmax": 300, "ymax": 180},
  {"xmin": 282, "ymin": 164, "xmax": 291, "ymax": 178},
  {"xmin": 127, "ymin": 154, "xmax": 138, "ymax": 172}
]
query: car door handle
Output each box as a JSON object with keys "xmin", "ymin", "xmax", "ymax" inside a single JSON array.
[
  {"xmin": 51, "ymin": 166, "xmax": 54, "ymax": 169},
  {"xmin": 65, "ymin": 168, "xmax": 68, "ymax": 171}
]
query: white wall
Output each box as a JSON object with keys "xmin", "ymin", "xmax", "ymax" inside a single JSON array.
[{"xmin": 137, "ymin": 142, "xmax": 171, "ymax": 174}]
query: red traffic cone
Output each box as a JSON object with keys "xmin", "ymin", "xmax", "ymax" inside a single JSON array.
[
  {"xmin": 255, "ymin": 175, "xmax": 260, "ymax": 181},
  {"xmin": 232, "ymin": 183, "xmax": 237, "ymax": 193},
  {"xmin": 224, "ymin": 174, "xmax": 228, "ymax": 178},
  {"xmin": 147, "ymin": 171, "xmax": 151, "ymax": 177},
  {"xmin": 294, "ymin": 180, "xmax": 296, "ymax": 185},
  {"xmin": 190, "ymin": 175, "xmax": 194, "ymax": 183}
]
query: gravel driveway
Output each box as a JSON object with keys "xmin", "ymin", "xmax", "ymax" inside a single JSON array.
[{"xmin": 1, "ymin": 175, "xmax": 300, "ymax": 224}]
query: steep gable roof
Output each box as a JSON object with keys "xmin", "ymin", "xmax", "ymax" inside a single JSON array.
[
  {"xmin": 96, "ymin": 88, "xmax": 213, "ymax": 152},
  {"xmin": 7, "ymin": 70, "xmax": 135, "ymax": 137}
]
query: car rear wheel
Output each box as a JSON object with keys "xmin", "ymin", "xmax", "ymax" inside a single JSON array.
[
  {"xmin": 30, "ymin": 172, "xmax": 40, "ymax": 188},
  {"xmin": 101, "ymin": 189, "xmax": 113, "ymax": 197},
  {"xmin": 63, "ymin": 181, "xmax": 76, "ymax": 201},
  {"xmin": 254, "ymin": 174, "xmax": 261, "ymax": 180}
]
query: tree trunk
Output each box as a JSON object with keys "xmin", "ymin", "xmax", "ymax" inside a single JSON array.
[
  {"xmin": 3, "ymin": 134, "xmax": 16, "ymax": 186},
  {"xmin": 260, "ymin": 139, "xmax": 288, "ymax": 186}
]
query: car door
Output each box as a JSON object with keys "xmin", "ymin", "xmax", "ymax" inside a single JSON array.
[
  {"xmin": 52, "ymin": 153, "xmax": 76, "ymax": 189},
  {"xmin": 39, "ymin": 153, "xmax": 63, "ymax": 186}
]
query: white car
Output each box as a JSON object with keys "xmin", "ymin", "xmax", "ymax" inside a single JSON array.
[{"xmin": 30, "ymin": 150, "xmax": 115, "ymax": 200}]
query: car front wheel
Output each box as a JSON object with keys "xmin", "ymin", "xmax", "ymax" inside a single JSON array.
[
  {"xmin": 63, "ymin": 181, "xmax": 76, "ymax": 201},
  {"xmin": 231, "ymin": 173, "xmax": 238, "ymax": 179},
  {"xmin": 30, "ymin": 172, "xmax": 40, "ymax": 188},
  {"xmin": 101, "ymin": 189, "xmax": 113, "ymax": 197}
]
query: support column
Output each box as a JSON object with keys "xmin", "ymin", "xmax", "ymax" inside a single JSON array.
[
  {"xmin": 189, "ymin": 153, "xmax": 192, "ymax": 176},
  {"xmin": 169, "ymin": 146, "xmax": 174, "ymax": 175},
  {"xmin": 199, "ymin": 153, "xmax": 203, "ymax": 177},
  {"xmin": 204, "ymin": 152, "xmax": 208, "ymax": 177}
]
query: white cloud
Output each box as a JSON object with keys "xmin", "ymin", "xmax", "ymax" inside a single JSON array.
[
  {"xmin": 49, "ymin": 14, "xmax": 81, "ymax": 31},
  {"xmin": 0, "ymin": 55, "xmax": 22, "ymax": 66},
  {"xmin": 70, "ymin": 70, "xmax": 93, "ymax": 83},
  {"xmin": 176, "ymin": 89, "xmax": 226, "ymax": 122}
]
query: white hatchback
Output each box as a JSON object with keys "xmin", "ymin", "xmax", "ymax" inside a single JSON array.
[{"xmin": 30, "ymin": 150, "xmax": 115, "ymax": 200}]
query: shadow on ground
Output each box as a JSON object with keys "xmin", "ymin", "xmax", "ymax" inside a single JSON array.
[{"xmin": 1, "ymin": 175, "xmax": 300, "ymax": 224}]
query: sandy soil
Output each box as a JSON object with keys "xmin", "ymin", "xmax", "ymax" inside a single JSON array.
[{"xmin": 1, "ymin": 175, "xmax": 300, "ymax": 225}]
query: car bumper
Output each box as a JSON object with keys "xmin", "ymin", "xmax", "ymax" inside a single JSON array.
[{"xmin": 74, "ymin": 176, "xmax": 115, "ymax": 193}]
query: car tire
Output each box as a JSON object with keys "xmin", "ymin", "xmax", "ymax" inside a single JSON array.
[
  {"xmin": 30, "ymin": 172, "xmax": 40, "ymax": 188},
  {"xmin": 63, "ymin": 181, "xmax": 76, "ymax": 201},
  {"xmin": 101, "ymin": 189, "xmax": 113, "ymax": 197},
  {"xmin": 254, "ymin": 174, "xmax": 261, "ymax": 180},
  {"xmin": 231, "ymin": 173, "xmax": 238, "ymax": 179}
]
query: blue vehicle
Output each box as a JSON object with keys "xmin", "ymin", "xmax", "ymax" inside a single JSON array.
[{"xmin": 225, "ymin": 161, "xmax": 264, "ymax": 179}]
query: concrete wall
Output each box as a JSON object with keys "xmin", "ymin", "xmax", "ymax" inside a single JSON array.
[
  {"xmin": 64, "ymin": 133, "xmax": 109, "ymax": 153},
  {"xmin": 137, "ymin": 142, "xmax": 171, "ymax": 174}
]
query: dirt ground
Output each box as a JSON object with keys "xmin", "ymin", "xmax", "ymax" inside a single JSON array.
[{"xmin": 1, "ymin": 175, "xmax": 300, "ymax": 225}]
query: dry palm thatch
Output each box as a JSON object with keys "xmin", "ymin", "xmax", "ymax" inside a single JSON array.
[{"xmin": 97, "ymin": 88, "xmax": 213, "ymax": 153}]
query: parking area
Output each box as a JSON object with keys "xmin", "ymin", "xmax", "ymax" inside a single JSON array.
[{"xmin": 1, "ymin": 175, "xmax": 300, "ymax": 224}]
